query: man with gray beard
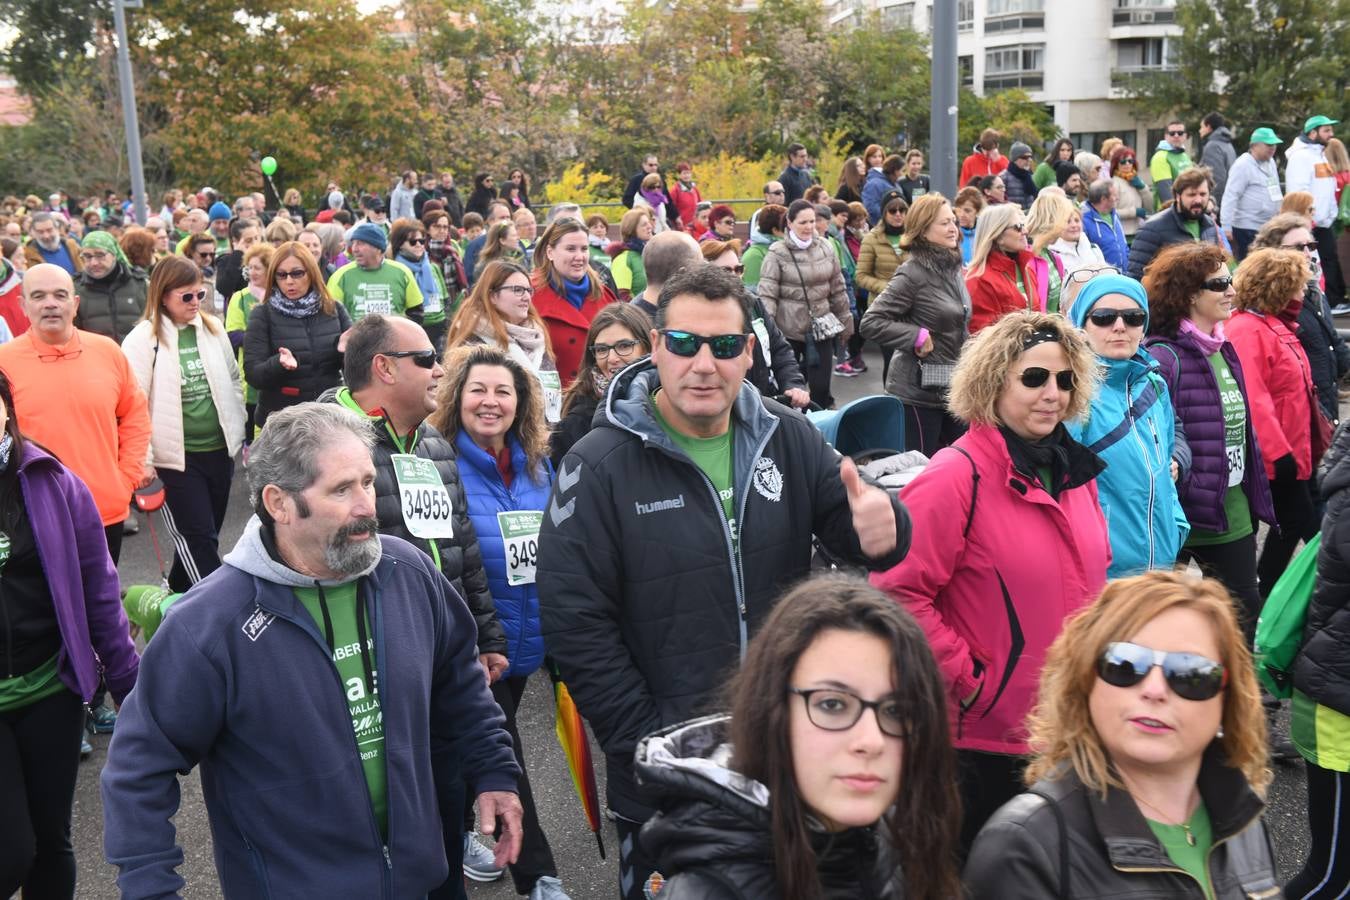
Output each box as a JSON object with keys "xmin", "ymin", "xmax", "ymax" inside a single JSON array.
[{"xmin": 101, "ymin": 402, "xmax": 523, "ymax": 899}]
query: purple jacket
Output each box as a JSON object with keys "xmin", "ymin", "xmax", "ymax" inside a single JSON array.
[
  {"xmin": 1145, "ymin": 332, "xmax": 1276, "ymax": 532},
  {"xmin": 17, "ymin": 442, "xmax": 138, "ymax": 703}
]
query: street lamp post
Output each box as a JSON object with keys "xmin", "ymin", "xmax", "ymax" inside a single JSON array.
[
  {"xmin": 112, "ymin": 0, "xmax": 148, "ymax": 225},
  {"xmin": 930, "ymin": 0, "xmax": 959, "ymax": 199}
]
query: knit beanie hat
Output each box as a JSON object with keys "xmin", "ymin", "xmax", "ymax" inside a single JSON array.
[
  {"xmin": 82, "ymin": 230, "xmax": 129, "ymax": 269},
  {"xmin": 1009, "ymin": 141, "xmax": 1033, "ymax": 162},
  {"xmin": 208, "ymin": 201, "xmax": 231, "ymax": 222},
  {"xmin": 349, "ymin": 222, "xmax": 388, "ymax": 253},
  {"xmin": 1067, "ymin": 273, "xmax": 1149, "ymax": 332}
]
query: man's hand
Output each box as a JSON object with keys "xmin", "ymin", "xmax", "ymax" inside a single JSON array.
[
  {"xmin": 479, "ymin": 653, "xmax": 509, "ymax": 685},
  {"xmin": 784, "ymin": 387, "xmax": 811, "ymax": 409},
  {"xmin": 839, "ymin": 457, "xmax": 897, "ymax": 559},
  {"xmin": 278, "ymin": 347, "xmax": 298, "ymax": 370},
  {"xmin": 478, "ymin": 791, "xmax": 524, "ymax": 868}
]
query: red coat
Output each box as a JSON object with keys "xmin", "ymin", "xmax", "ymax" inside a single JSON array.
[
  {"xmin": 871, "ymin": 423, "xmax": 1109, "ymax": 754},
  {"xmin": 670, "ymin": 181, "xmax": 703, "ymax": 230},
  {"xmin": 531, "ymin": 276, "xmax": 617, "ymax": 388},
  {"xmin": 959, "ymin": 152, "xmax": 1009, "ymax": 187},
  {"xmin": 0, "ymin": 262, "xmax": 25, "ymax": 337},
  {"xmin": 1226, "ymin": 309, "xmax": 1318, "ymax": 480},
  {"xmin": 965, "ymin": 249, "xmax": 1041, "ymax": 333}
]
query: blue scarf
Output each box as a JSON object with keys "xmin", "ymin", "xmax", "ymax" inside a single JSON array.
[
  {"xmin": 625, "ymin": 237, "xmax": 647, "ymax": 255},
  {"xmin": 397, "ymin": 252, "xmax": 441, "ymax": 306},
  {"xmin": 561, "ymin": 273, "xmax": 592, "ymax": 311}
]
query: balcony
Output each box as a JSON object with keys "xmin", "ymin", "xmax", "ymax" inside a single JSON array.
[
  {"xmin": 1113, "ymin": 7, "xmax": 1175, "ymax": 24},
  {"xmin": 1110, "ymin": 64, "xmax": 1177, "ymax": 88},
  {"xmin": 985, "ymin": 13, "xmax": 1045, "ymax": 33},
  {"xmin": 984, "ymin": 72, "xmax": 1044, "ymax": 92}
]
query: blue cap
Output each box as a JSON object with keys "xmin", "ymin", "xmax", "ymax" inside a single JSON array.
[
  {"xmin": 207, "ymin": 201, "xmax": 232, "ymax": 222},
  {"xmin": 349, "ymin": 222, "xmax": 388, "ymax": 253},
  {"xmin": 1068, "ymin": 273, "xmax": 1150, "ymax": 332}
]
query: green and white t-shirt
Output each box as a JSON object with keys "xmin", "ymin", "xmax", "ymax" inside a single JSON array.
[
  {"xmin": 178, "ymin": 326, "xmax": 226, "ymax": 453},
  {"xmin": 1186, "ymin": 352, "xmax": 1252, "ymax": 546},
  {"xmin": 327, "ymin": 260, "xmax": 424, "ymax": 320}
]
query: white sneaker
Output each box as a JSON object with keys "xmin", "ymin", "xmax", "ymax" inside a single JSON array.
[
  {"xmin": 462, "ymin": 832, "xmax": 505, "ymax": 882},
  {"xmin": 529, "ymin": 876, "xmax": 572, "ymax": 900}
]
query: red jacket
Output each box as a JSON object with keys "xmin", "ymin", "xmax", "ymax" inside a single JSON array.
[
  {"xmin": 1226, "ymin": 309, "xmax": 1318, "ymax": 480},
  {"xmin": 0, "ymin": 262, "xmax": 24, "ymax": 336},
  {"xmin": 670, "ymin": 181, "xmax": 702, "ymax": 230},
  {"xmin": 960, "ymin": 152, "xmax": 1009, "ymax": 187},
  {"xmin": 871, "ymin": 424, "xmax": 1110, "ymax": 754},
  {"xmin": 965, "ymin": 249, "xmax": 1041, "ymax": 333},
  {"xmin": 531, "ymin": 275, "xmax": 617, "ymax": 388}
]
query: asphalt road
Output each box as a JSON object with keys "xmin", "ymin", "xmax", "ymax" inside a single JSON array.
[{"xmin": 67, "ymin": 344, "xmax": 1314, "ymax": 899}]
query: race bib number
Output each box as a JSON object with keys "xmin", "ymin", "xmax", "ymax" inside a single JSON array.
[
  {"xmin": 391, "ymin": 454, "xmax": 454, "ymax": 539},
  {"xmin": 498, "ymin": 510, "xmax": 542, "ymax": 586},
  {"xmin": 361, "ymin": 296, "xmax": 393, "ymax": 317},
  {"xmin": 536, "ymin": 370, "xmax": 562, "ymax": 424},
  {"xmin": 1226, "ymin": 442, "xmax": 1244, "ymax": 487},
  {"xmin": 1267, "ymin": 181, "xmax": 1282, "ymax": 202},
  {"xmin": 752, "ymin": 317, "xmax": 772, "ymax": 367}
]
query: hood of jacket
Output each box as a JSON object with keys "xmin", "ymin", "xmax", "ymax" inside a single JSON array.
[
  {"xmin": 1208, "ymin": 125, "xmax": 1234, "ymax": 145},
  {"xmin": 223, "ymin": 515, "xmax": 382, "ymax": 587}
]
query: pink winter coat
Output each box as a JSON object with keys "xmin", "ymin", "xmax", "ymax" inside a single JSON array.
[{"xmin": 870, "ymin": 423, "xmax": 1110, "ymax": 755}]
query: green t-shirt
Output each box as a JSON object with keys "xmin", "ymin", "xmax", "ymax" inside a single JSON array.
[
  {"xmin": 177, "ymin": 327, "xmax": 227, "ymax": 453},
  {"xmin": 1182, "ymin": 219, "xmax": 1201, "ymax": 240},
  {"xmin": 327, "ymin": 260, "xmax": 424, "ymax": 320},
  {"xmin": 1145, "ymin": 803, "xmax": 1215, "ymax": 900},
  {"xmin": 652, "ymin": 392, "xmax": 735, "ymax": 530},
  {"xmin": 1187, "ymin": 352, "xmax": 1253, "ymax": 547},
  {"xmin": 1041, "ymin": 250, "xmax": 1062, "ymax": 315},
  {"xmin": 293, "ymin": 582, "xmax": 388, "ymax": 837},
  {"xmin": 225, "ymin": 288, "xmax": 259, "ymax": 405},
  {"xmin": 0, "ymin": 653, "xmax": 67, "ymax": 712}
]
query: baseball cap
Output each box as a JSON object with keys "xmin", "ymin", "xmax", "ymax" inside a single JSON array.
[
  {"xmin": 1304, "ymin": 115, "xmax": 1339, "ymax": 133},
  {"xmin": 1249, "ymin": 127, "xmax": 1283, "ymax": 146}
]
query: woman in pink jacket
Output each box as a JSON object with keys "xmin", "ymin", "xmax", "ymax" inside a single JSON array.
[{"xmin": 871, "ymin": 310, "xmax": 1111, "ymax": 857}]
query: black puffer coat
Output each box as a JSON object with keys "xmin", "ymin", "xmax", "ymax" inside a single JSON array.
[
  {"xmin": 243, "ymin": 299, "xmax": 352, "ymax": 425},
  {"xmin": 637, "ymin": 716, "xmax": 902, "ymax": 899},
  {"xmin": 320, "ymin": 388, "xmax": 506, "ymax": 656},
  {"xmin": 74, "ymin": 263, "xmax": 148, "ymax": 343},
  {"xmin": 1293, "ymin": 420, "xmax": 1350, "ymax": 711},
  {"xmin": 1125, "ymin": 207, "xmax": 1222, "ymax": 280},
  {"xmin": 1295, "ymin": 284, "xmax": 1350, "ymax": 426}
]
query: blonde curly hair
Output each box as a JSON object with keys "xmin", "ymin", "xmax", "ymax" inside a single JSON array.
[{"xmin": 1233, "ymin": 247, "xmax": 1309, "ymax": 315}]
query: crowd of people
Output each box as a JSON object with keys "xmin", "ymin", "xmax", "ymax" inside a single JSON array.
[{"xmin": 0, "ymin": 110, "xmax": 1349, "ymax": 900}]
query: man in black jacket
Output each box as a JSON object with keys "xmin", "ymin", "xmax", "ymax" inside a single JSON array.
[
  {"xmin": 778, "ymin": 142, "xmax": 816, "ymax": 205},
  {"xmin": 72, "ymin": 231, "xmax": 147, "ymax": 343},
  {"xmin": 538, "ymin": 266, "xmax": 910, "ymax": 900},
  {"xmin": 1126, "ymin": 167, "xmax": 1224, "ymax": 280}
]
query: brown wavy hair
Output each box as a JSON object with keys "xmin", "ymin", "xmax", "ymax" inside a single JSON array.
[
  {"xmin": 728, "ymin": 573, "xmax": 961, "ymax": 900},
  {"xmin": 698, "ymin": 238, "xmax": 743, "ymax": 261},
  {"xmin": 1233, "ymin": 247, "xmax": 1309, "ymax": 315},
  {"xmin": 1281, "ymin": 191, "xmax": 1316, "ymax": 221},
  {"xmin": 897, "ymin": 193, "xmax": 951, "ymax": 252},
  {"xmin": 1025, "ymin": 570, "xmax": 1270, "ymax": 796},
  {"xmin": 1251, "ymin": 213, "xmax": 1316, "ymax": 252},
  {"xmin": 262, "ymin": 242, "xmax": 337, "ymax": 316},
  {"xmin": 444, "ymin": 259, "xmax": 552, "ymax": 356},
  {"xmin": 559, "ymin": 302, "xmax": 653, "ymax": 415},
  {"xmin": 1142, "ymin": 242, "xmax": 1231, "ymax": 336},
  {"xmin": 430, "ymin": 344, "xmax": 550, "ymax": 479}
]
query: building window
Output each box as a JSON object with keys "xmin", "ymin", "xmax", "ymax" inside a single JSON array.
[
  {"xmin": 881, "ymin": 1, "xmax": 915, "ymax": 28},
  {"xmin": 985, "ymin": 0, "xmax": 1044, "ymax": 31},
  {"xmin": 958, "ymin": 54, "xmax": 974, "ymax": 88},
  {"xmin": 958, "ymin": 0, "xmax": 974, "ymax": 32},
  {"xmin": 987, "ymin": 0, "xmax": 1045, "ymax": 12},
  {"xmin": 1113, "ymin": 0, "xmax": 1176, "ymax": 25},
  {"xmin": 984, "ymin": 43, "xmax": 1045, "ymax": 91},
  {"xmin": 1112, "ymin": 37, "xmax": 1176, "ymax": 85},
  {"xmin": 1071, "ymin": 132, "xmax": 1131, "ymax": 157}
]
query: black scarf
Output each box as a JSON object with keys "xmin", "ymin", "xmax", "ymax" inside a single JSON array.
[
  {"xmin": 999, "ymin": 423, "xmax": 1104, "ymax": 499},
  {"xmin": 883, "ymin": 222, "xmax": 904, "ymax": 237}
]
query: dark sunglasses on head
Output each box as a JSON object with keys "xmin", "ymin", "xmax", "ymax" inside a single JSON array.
[
  {"xmin": 661, "ymin": 329, "xmax": 749, "ymax": 359},
  {"xmin": 175, "ymin": 288, "xmax": 208, "ymax": 303},
  {"xmin": 1088, "ymin": 308, "xmax": 1147, "ymax": 328},
  {"xmin": 1097, "ymin": 641, "xmax": 1227, "ymax": 701},
  {"xmin": 380, "ymin": 349, "xmax": 438, "ymax": 369},
  {"xmin": 1018, "ymin": 367, "xmax": 1075, "ymax": 391},
  {"xmin": 1203, "ymin": 275, "xmax": 1234, "ymax": 292}
]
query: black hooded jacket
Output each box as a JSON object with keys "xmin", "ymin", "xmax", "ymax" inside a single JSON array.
[
  {"xmin": 1293, "ymin": 420, "xmax": 1350, "ymax": 711},
  {"xmin": 465, "ymin": 176, "xmax": 497, "ymax": 219}
]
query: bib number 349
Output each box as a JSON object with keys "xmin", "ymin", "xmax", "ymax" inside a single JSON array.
[
  {"xmin": 498, "ymin": 510, "xmax": 543, "ymax": 586},
  {"xmin": 392, "ymin": 454, "xmax": 455, "ymax": 540}
]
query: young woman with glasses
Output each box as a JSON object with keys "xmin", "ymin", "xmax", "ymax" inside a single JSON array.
[
  {"xmin": 870, "ymin": 311, "xmax": 1110, "ymax": 855},
  {"xmin": 121, "ymin": 255, "xmax": 245, "ymax": 590},
  {"xmin": 966, "ymin": 570, "xmax": 1278, "ymax": 899},
  {"xmin": 243, "ymin": 242, "xmax": 352, "ymax": 428},
  {"xmin": 446, "ymin": 260, "xmax": 561, "ymax": 424},
  {"xmin": 637, "ymin": 574, "xmax": 961, "ymax": 900}
]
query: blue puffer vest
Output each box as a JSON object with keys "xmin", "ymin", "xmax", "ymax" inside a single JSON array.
[{"xmin": 454, "ymin": 429, "xmax": 554, "ymax": 679}]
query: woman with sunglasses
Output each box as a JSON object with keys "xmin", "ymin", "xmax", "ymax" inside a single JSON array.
[
  {"xmin": 243, "ymin": 242, "xmax": 352, "ymax": 428},
  {"xmin": 1110, "ymin": 146, "xmax": 1153, "ymax": 241},
  {"xmin": 607, "ymin": 208, "xmax": 653, "ymax": 302},
  {"xmin": 1226, "ymin": 248, "xmax": 1325, "ymax": 597},
  {"xmin": 966, "ymin": 570, "xmax": 1277, "ymax": 899},
  {"xmin": 860, "ymin": 194, "xmax": 971, "ymax": 455},
  {"xmin": 965, "ymin": 204, "xmax": 1040, "ymax": 332},
  {"xmin": 429, "ymin": 345, "xmax": 569, "ymax": 900},
  {"xmin": 1066, "ymin": 274, "xmax": 1189, "ymax": 577},
  {"xmin": 1143, "ymin": 243, "xmax": 1275, "ymax": 649},
  {"xmin": 122, "ymin": 256, "xmax": 245, "ymax": 590},
  {"xmin": 871, "ymin": 311, "xmax": 1109, "ymax": 854},
  {"xmin": 388, "ymin": 218, "xmax": 450, "ymax": 355},
  {"xmin": 224, "ymin": 242, "xmax": 273, "ymax": 449},
  {"xmin": 446, "ymin": 260, "xmax": 561, "ymax": 424},
  {"xmin": 637, "ymin": 574, "xmax": 961, "ymax": 900},
  {"xmin": 529, "ymin": 218, "xmax": 617, "ymax": 388}
]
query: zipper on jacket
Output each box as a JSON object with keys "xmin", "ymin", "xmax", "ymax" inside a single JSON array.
[
  {"xmin": 1113, "ymin": 806, "xmax": 1268, "ymax": 896},
  {"xmin": 1125, "ymin": 376, "xmax": 1158, "ymax": 568}
]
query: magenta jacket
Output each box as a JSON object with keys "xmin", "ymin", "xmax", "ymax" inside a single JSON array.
[
  {"xmin": 871, "ymin": 423, "xmax": 1109, "ymax": 755},
  {"xmin": 17, "ymin": 442, "xmax": 138, "ymax": 703}
]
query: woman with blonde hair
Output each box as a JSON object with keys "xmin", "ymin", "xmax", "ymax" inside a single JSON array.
[
  {"xmin": 282, "ymin": 187, "xmax": 305, "ymax": 225},
  {"xmin": 871, "ymin": 311, "xmax": 1109, "ymax": 853},
  {"xmin": 966, "ymin": 570, "xmax": 1277, "ymax": 898},
  {"xmin": 965, "ymin": 203, "xmax": 1039, "ymax": 331},
  {"xmin": 1023, "ymin": 193, "xmax": 1071, "ymax": 314},
  {"xmin": 121, "ymin": 255, "xmax": 245, "ymax": 590},
  {"xmin": 473, "ymin": 220, "xmax": 523, "ymax": 280},
  {"xmin": 607, "ymin": 207, "xmax": 653, "ymax": 301},
  {"xmin": 263, "ymin": 217, "xmax": 298, "ymax": 245},
  {"xmin": 224, "ymin": 241, "xmax": 274, "ymax": 443}
]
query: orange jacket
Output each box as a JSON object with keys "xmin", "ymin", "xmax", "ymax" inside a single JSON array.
[{"xmin": 0, "ymin": 329, "xmax": 151, "ymax": 524}]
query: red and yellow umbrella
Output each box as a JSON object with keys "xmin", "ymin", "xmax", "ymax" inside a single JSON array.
[{"xmin": 549, "ymin": 662, "xmax": 606, "ymax": 858}]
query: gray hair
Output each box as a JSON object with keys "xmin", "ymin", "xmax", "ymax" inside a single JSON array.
[
  {"xmin": 1087, "ymin": 180, "xmax": 1113, "ymax": 207},
  {"xmin": 29, "ymin": 212, "xmax": 57, "ymax": 230},
  {"xmin": 545, "ymin": 202, "xmax": 582, "ymax": 225},
  {"xmin": 642, "ymin": 231, "xmax": 702, "ymax": 290},
  {"xmin": 247, "ymin": 403, "xmax": 376, "ymax": 516}
]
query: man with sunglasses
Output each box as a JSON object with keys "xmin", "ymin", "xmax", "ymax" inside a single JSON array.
[
  {"xmin": 1148, "ymin": 119, "xmax": 1194, "ymax": 206},
  {"xmin": 538, "ymin": 265, "xmax": 910, "ymax": 900},
  {"xmin": 1220, "ymin": 128, "xmax": 1284, "ymax": 260}
]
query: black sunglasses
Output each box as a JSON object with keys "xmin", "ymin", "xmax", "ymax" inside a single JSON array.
[
  {"xmin": 1018, "ymin": 367, "xmax": 1075, "ymax": 391},
  {"xmin": 1167, "ymin": 130, "xmax": 1187, "ymax": 137},
  {"xmin": 789, "ymin": 688, "xmax": 907, "ymax": 738},
  {"xmin": 380, "ymin": 349, "xmax": 438, "ymax": 369},
  {"xmin": 175, "ymin": 288, "xmax": 209, "ymax": 303},
  {"xmin": 1203, "ymin": 275, "xmax": 1234, "ymax": 292},
  {"xmin": 661, "ymin": 329, "xmax": 749, "ymax": 359},
  {"xmin": 1097, "ymin": 641, "xmax": 1227, "ymax": 701},
  {"xmin": 405, "ymin": 237, "xmax": 426, "ymax": 246},
  {"xmin": 1087, "ymin": 308, "xmax": 1147, "ymax": 328}
]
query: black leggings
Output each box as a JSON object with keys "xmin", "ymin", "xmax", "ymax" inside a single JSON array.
[
  {"xmin": 157, "ymin": 449, "xmax": 234, "ymax": 593},
  {"xmin": 1259, "ymin": 477, "xmax": 1319, "ymax": 599},
  {"xmin": 1286, "ymin": 762, "xmax": 1350, "ymax": 898},
  {"xmin": 787, "ymin": 338, "xmax": 835, "ymax": 410},
  {"xmin": 1182, "ymin": 533, "xmax": 1261, "ymax": 646},
  {"xmin": 957, "ymin": 749, "xmax": 1027, "ymax": 861},
  {"xmin": 0, "ymin": 689, "xmax": 86, "ymax": 899},
  {"xmin": 903, "ymin": 404, "xmax": 966, "ymax": 456}
]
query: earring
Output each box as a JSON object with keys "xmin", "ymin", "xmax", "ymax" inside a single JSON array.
[{"xmin": 1216, "ymin": 726, "xmax": 1225, "ymax": 739}]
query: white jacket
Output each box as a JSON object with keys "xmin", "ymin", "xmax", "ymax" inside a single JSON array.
[
  {"xmin": 1285, "ymin": 136, "xmax": 1337, "ymax": 227},
  {"xmin": 1050, "ymin": 234, "xmax": 1105, "ymax": 276},
  {"xmin": 122, "ymin": 314, "xmax": 246, "ymax": 471}
]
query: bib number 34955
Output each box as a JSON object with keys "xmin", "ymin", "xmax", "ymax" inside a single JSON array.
[
  {"xmin": 498, "ymin": 510, "xmax": 543, "ymax": 586},
  {"xmin": 392, "ymin": 454, "xmax": 455, "ymax": 540}
]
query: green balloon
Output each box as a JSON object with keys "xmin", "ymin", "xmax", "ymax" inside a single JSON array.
[{"xmin": 260, "ymin": 156, "xmax": 277, "ymax": 176}]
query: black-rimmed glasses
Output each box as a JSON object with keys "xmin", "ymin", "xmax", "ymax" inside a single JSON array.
[{"xmin": 789, "ymin": 688, "xmax": 907, "ymax": 738}]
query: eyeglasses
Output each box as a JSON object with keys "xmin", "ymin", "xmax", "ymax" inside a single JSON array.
[
  {"xmin": 37, "ymin": 347, "xmax": 81, "ymax": 363},
  {"xmin": 1087, "ymin": 308, "xmax": 1147, "ymax": 328},
  {"xmin": 1167, "ymin": 130, "xmax": 1187, "ymax": 137},
  {"xmin": 1283, "ymin": 241, "xmax": 1319, "ymax": 253},
  {"xmin": 789, "ymin": 688, "xmax": 907, "ymax": 738},
  {"xmin": 379, "ymin": 349, "xmax": 438, "ymax": 369},
  {"xmin": 1097, "ymin": 641, "xmax": 1227, "ymax": 701},
  {"xmin": 1067, "ymin": 265, "xmax": 1120, "ymax": 284},
  {"xmin": 406, "ymin": 237, "xmax": 426, "ymax": 246},
  {"xmin": 1018, "ymin": 367, "xmax": 1075, "ymax": 391},
  {"xmin": 661, "ymin": 329, "xmax": 750, "ymax": 359},
  {"xmin": 496, "ymin": 284, "xmax": 533, "ymax": 298},
  {"xmin": 1006, "ymin": 223, "xmax": 1026, "ymax": 233},
  {"xmin": 591, "ymin": 339, "xmax": 641, "ymax": 360},
  {"xmin": 79, "ymin": 251, "xmax": 112, "ymax": 262},
  {"xmin": 173, "ymin": 288, "xmax": 208, "ymax": 303},
  {"xmin": 1203, "ymin": 275, "xmax": 1234, "ymax": 292},
  {"xmin": 276, "ymin": 268, "xmax": 308, "ymax": 282},
  {"xmin": 717, "ymin": 264, "xmax": 746, "ymax": 275}
]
